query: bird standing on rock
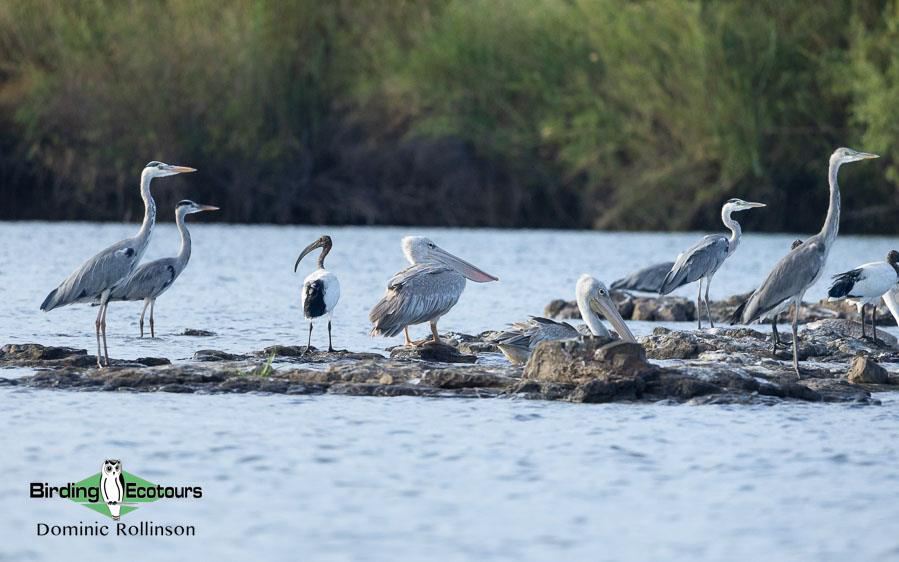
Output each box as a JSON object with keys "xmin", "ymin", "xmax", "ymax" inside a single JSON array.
[
  {"xmin": 738, "ymin": 147, "xmax": 878, "ymax": 377},
  {"xmin": 827, "ymin": 250, "xmax": 899, "ymax": 344},
  {"xmin": 369, "ymin": 236, "xmax": 498, "ymax": 346},
  {"xmin": 103, "ymin": 200, "xmax": 219, "ymax": 338},
  {"xmin": 659, "ymin": 198, "xmax": 766, "ymax": 329},
  {"xmin": 295, "ymin": 235, "xmax": 340, "ymax": 354},
  {"xmin": 40, "ymin": 161, "xmax": 197, "ymax": 367}
]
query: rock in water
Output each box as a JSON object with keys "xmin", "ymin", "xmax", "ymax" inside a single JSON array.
[
  {"xmin": 524, "ymin": 337, "xmax": 654, "ymax": 384},
  {"xmin": 846, "ymin": 356, "xmax": 890, "ymax": 384},
  {"xmin": 805, "ymin": 319, "xmax": 898, "ymax": 348},
  {"xmin": 389, "ymin": 342, "xmax": 477, "ymax": 363}
]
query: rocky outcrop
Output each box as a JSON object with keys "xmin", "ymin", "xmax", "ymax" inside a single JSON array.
[
  {"xmin": 0, "ymin": 344, "xmax": 168, "ymax": 368},
  {"xmin": 545, "ymin": 292, "xmax": 899, "ymax": 325},
  {"xmin": 388, "ymin": 342, "xmax": 477, "ymax": 363},
  {"xmin": 255, "ymin": 345, "xmax": 385, "ymax": 363},
  {"xmin": 846, "ymin": 356, "xmax": 890, "ymax": 384}
]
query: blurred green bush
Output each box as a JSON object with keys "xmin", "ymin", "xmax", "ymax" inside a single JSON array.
[{"xmin": 0, "ymin": 0, "xmax": 896, "ymax": 232}]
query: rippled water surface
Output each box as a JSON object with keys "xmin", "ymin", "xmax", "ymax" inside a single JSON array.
[{"xmin": 2, "ymin": 222, "xmax": 899, "ymax": 560}]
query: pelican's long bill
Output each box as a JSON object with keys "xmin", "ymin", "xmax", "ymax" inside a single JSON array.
[
  {"xmin": 591, "ymin": 295, "xmax": 636, "ymax": 343},
  {"xmin": 294, "ymin": 238, "xmax": 326, "ymax": 272},
  {"xmin": 432, "ymin": 247, "xmax": 499, "ymax": 283}
]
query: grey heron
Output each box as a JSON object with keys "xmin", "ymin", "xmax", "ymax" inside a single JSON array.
[
  {"xmin": 495, "ymin": 274, "xmax": 637, "ymax": 364},
  {"xmin": 730, "ymin": 239, "xmax": 804, "ymax": 354},
  {"xmin": 103, "ymin": 200, "xmax": 219, "ymax": 337},
  {"xmin": 827, "ymin": 250, "xmax": 899, "ymax": 343},
  {"xmin": 294, "ymin": 235, "xmax": 341, "ymax": 353},
  {"xmin": 659, "ymin": 198, "xmax": 766, "ymax": 328},
  {"xmin": 610, "ymin": 262, "xmax": 675, "ymax": 293},
  {"xmin": 739, "ymin": 147, "xmax": 878, "ymax": 376},
  {"xmin": 369, "ymin": 236, "xmax": 498, "ymax": 345},
  {"xmin": 40, "ymin": 162, "xmax": 196, "ymax": 367}
]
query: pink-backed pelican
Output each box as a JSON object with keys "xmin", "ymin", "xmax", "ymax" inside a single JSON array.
[
  {"xmin": 295, "ymin": 235, "xmax": 340, "ymax": 353},
  {"xmin": 369, "ymin": 236, "xmax": 498, "ymax": 345},
  {"xmin": 495, "ymin": 274, "xmax": 637, "ymax": 364}
]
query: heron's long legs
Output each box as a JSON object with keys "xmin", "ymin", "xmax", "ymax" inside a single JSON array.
[
  {"xmin": 791, "ymin": 298, "xmax": 801, "ymax": 379},
  {"xmin": 704, "ymin": 277, "xmax": 714, "ymax": 328},
  {"xmin": 327, "ymin": 320, "xmax": 334, "ymax": 352},
  {"xmin": 404, "ymin": 327, "xmax": 413, "ymax": 346},
  {"xmin": 95, "ymin": 303, "xmax": 105, "ymax": 368},
  {"xmin": 100, "ymin": 300, "xmax": 110, "ymax": 368},
  {"xmin": 139, "ymin": 299, "xmax": 150, "ymax": 338},
  {"xmin": 696, "ymin": 278, "xmax": 703, "ymax": 330},
  {"xmin": 149, "ymin": 299, "xmax": 156, "ymax": 339},
  {"xmin": 771, "ymin": 320, "xmax": 779, "ymax": 356}
]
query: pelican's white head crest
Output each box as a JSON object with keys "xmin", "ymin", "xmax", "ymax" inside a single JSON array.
[
  {"xmin": 401, "ymin": 236, "xmax": 498, "ymax": 282},
  {"xmin": 576, "ymin": 274, "xmax": 636, "ymax": 342}
]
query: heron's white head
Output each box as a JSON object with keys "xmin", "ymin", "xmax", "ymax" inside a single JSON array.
[
  {"xmin": 575, "ymin": 274, "xmax": 636, "ymax": 342},
  {"xmin": 142, "ymin": 161, "xmax": 197, "ymax": 179},
  {"xmin": 401, "ymin": 236, "xmax": 498, "ymax": 282},
  {"xmin": 831, "ymin": 147, "xmax": 878, "ymax": 166},
  {"xmin": 722, "ymin": 198, "xmax": 766, "ymax": 213},
  {"xmin": 176, "ymin": 200, "xmax": 219, "ymax": 217}
]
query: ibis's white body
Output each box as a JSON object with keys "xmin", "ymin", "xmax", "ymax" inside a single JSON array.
[{"xmin": 301, "ymin": 268, "xmax": 340, "ymax": 321}]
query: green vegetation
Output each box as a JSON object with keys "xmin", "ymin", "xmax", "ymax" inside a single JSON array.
[{"xmin": 0, "ymin": 0, "xmax": 897, "ymax": 232}]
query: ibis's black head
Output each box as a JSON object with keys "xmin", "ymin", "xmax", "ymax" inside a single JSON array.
[
  {"xmin": 295, "ymin": 235, "xmax": 334, "ymax": 272},
  {"xmin": 887, "ymin": 250, "xmax": 899, "ymax": 266}
]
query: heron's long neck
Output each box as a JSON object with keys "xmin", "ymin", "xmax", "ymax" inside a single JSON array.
[
  {"xmin": 136, "ymin": 172, "xmax": 156, "ymax": 244},
  {"xmin": 722, "ymin": 207, "xmax": 741, "ymax": 254},
  {"xmin": 821, "ymin": 158, "xmax": 841, "ymax": 246},
  {"xmin": 576, "ymin": 292, "xmax": 610, "ymax": 337},
  {"xmin": 175, "ymin": 210, "xmax": 191, "ymax": 265}
]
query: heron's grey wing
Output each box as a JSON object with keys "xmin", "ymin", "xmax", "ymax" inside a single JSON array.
[
  {"xmin": 369, "ymin": 264, "xmax": 465, "ymax": 337},
  {"xmin": 741, "ymin": 239, "xmax": 826, "ymax": 324},
  {"xmin": 659, "ymin": 235, "xmax": 728, "ymax": 294},
  {"xmin": 611, "ymin": 262, "xmax": 676, "ymax": 292},
  {"xmin": 108, "ymin": 258, "xmax": 180, "ymax": 301},
  {"xmin": 41, "ymin": 238, "xmax": 142, "ymax": 310}
]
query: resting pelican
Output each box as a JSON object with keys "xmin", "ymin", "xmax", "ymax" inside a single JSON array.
[
  {"xmin": 294, "ymin": 235, "xmax": 340, "ymax": 353},
  {"xmin": 827, "ymin": 250, "xmax": 899, "ymax": 343},
  {"xmin": 495, "ymin": 274, "xmax": 637, "ymax": 364},
  {"xmin": 40, "ymin": 161, "xmax": 196, "ymax": 366},
  {"xmin": 369, "ymin": 236, "xmax": 498, "ymax": 345},
  {"xmin": 659, "ymin": 198, "xmax": 766, "ymax": 328},
  {"xmin": 610, "ymin": 262, "xmax": 675, "ymax": 293},
  {"xmin": 739, "ymin": 147, "xmax": 878, "ymax": 376},
  {"xmin": 730, "ymin": 239, "xmax": 803, "ymax": 354},
  {"xmin": 103, "ymin": 200, "xmax": 218, "ymax": 337}
]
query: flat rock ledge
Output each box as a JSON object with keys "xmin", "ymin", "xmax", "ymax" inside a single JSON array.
[
  {"xmin": 2, "ymin": 337, "xmax": 896, "ymax": 405},
  {"xmin": 545, "ymin": 292, "xmax": 899, "ymax": 325}
]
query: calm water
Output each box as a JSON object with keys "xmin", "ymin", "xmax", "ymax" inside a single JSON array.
[{"xmin": 2, "ymin": 222, "xmax": 899, "ymax": 561}]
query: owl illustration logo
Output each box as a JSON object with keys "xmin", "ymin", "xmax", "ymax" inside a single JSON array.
[{"xmin": 100, "ymin": 459, "xmax": 125, "ymax": 520}]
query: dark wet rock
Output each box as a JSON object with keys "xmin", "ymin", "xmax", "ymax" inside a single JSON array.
[
  {"xmin": 254, "ymin": 345, "xmax": 385, "ymax": 363},
  {"xmin": 846, "ymin": 356, "xmax": 890, "ymax": 384},
  {"xmin": 804, "ymin": 319, "xmax": 897, "ymax": 348},
  {"xmin": 193, "ymin": 349, "xmax": 250, "ymax": 362},
  {"xmin": 632, "ymin": 297, "xmax": 695, "ymax": 322},
  {"xmin": 389, "ymin": 342, "xmax": 477, "ymax": 363},
  {"xmin": 1, "ymin": 343, "xmax": 86, "ymax": 361},
  {"xmin": 420, "ymin": 369, "xmax": 516, "ymax": 389},
  {"xmin": 179, "ymin": 328, "xmax": 216, "ymax": 337},
  {"xmin": 135, "ymin": 357, "xmax": 171, "ymax": 367}
]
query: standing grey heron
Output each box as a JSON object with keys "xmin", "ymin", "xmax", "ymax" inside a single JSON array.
[
  {"xmin": 103, "ymin": 200, "xmax": 219, "ymax": 337},
  {"xmin": 659, "ymin": 198, "xmax": 766, "ymax": 328},
  {"xmin": 827, "ymin": 250, "xmax": 899, "ymax": 343},
  {"xmin": 369, "ymin": 236, "xmax": 498, "ymax": 345},
  {"xmin": 730, "ymin": 239, "xmax": 804, "ymax": 354},
  {"xmin": 739, "ymin": 147, "xmax": 878, "ymax": 376},
  {"xmin": 294, "ymin": 235, "xmax": 340, "ymax": 353},
  {"xmin": 610, "ymin": 262, "xmax": 675, "ymax": 293},
  {"xmin": 40, "ymin": 162, "xmax": 196, "ymax": 366},
  {"xmin": 495, "ymin": 274, "xmax": 637, "ymax": 364}
]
